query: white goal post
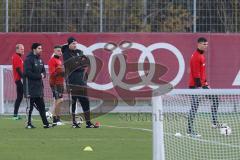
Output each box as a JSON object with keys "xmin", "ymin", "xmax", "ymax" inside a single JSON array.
[
  {"xmin": 0, "ymin": 65, "xmax": 154, "ymax": 115},
  {"xmin": 0, "ymin": 65, "xmax": 55, "ymax": 115},
  {"xmin": 152, "ymin": 89, "xmax": 240, "ymax": 160},
  {"xmin": 0, "ymin": 65, "xmax": 4, "ymax": 114},
  {"xmin": 152, "ymin": 91, "xmax": 165, "ymax": 160}
]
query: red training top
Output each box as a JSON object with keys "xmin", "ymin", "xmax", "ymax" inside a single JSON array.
[
  {"xmin": 12, "ymin": 53, "xmax": 23, "ymax": 81},
  {"xmin": 48, "ymin": 55, "xmax": 64, "ymax": 86},
  {"xmin": 189, "ymin": 50, "xmax": 208, "ymax": 87}
]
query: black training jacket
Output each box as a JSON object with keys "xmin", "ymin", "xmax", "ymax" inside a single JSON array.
[
  {"xmin": 23, "ymin": 52, "xmax": 46, "ymax": 98},
  {"xmin": 62, "ymin": 45, "xmax": 87, "ymax": 86}
]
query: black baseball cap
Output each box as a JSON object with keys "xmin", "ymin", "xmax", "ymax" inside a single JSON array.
[{"xmin": 67, "ymin": 37, "xmax": 77, "ymax": 45}]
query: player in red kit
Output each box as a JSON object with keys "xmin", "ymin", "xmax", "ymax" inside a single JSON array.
[
  {"xmin": 187, "ymin": 37, "xmax": 223, "ymax": 137},
  {"xmin": 188, "ymin": 40, "xmax": 208, "ymax": 88},
  {"xmin": 48, "ymin": 45, "xmax": 65, "ymax": 126},
  {"xmin": 12, "ymin": 44, "xmax": 24, "ymax": 120}
]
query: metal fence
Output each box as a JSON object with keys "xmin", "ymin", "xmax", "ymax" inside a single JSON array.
[{"xmin": 0, "ymin": 0, "xmax": 240, "ymax": 33}]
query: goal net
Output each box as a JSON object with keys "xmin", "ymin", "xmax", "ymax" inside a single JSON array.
[
  {"xmin": 0, "ymin": 65, "xmax": 56, "ymax": 115},
  {"xmin": 152, "ymin": 89, "xmax": 240, "ymax": 160},
  {"xmin": 0, "ymin": 65, "xmax": 152, "ymax": 116}
]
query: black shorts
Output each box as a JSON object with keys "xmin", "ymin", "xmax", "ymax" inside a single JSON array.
[{"xmin": 51, "ymin": 85, "xmax": 64, "ymax": 100}]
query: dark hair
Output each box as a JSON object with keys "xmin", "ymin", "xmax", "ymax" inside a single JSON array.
[
  {"xmin": 197, "ymin": 37, "xmax": 207, "ymax": 43},
  {"xmin": 54, "ymin": 45, "xmax": 62, "ymax": 49},
  {"xmin": 31, "ymin": 43, "xmax": 42, "ymax": 50}
]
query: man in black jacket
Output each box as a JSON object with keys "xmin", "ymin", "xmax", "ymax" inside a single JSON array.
[
  {"xmin": 23, "ymin": 43, "xmax": 50, "ymax": 129},
  {"xmin": 62, "ymin": 37, "xmax": 98, "ymax": 128}
]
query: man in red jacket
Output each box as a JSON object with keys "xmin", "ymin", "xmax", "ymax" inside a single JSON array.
[
  {"xmin": 12, "ymin": 44, "xmax": 24, "ymax": 120},
  {"xmin": 48, "ymin": 45, "xmax": 65, "ymax": 126},
  {"xmin": 188, "ymin": 37, "xmax": 208, "ymax": 88},
  {"xmin": 187, "ymin": 37, "xmax": 222, "ymax": 137}
]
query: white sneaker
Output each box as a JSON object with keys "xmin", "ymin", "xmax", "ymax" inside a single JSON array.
[
  {"xmin": 187, "ymin": 132, "xmax": 201, "ymax": 138},
  {"xmin": 25, "ymin": 124, "xmax": 36, "ymax": 129},
  {"xmin": 56, "ymin": 121, "xmax": 65, "ymax": 126},
  {"xmin": 212, "ymin": 123, "xmax": 227, "ymax": 129}
]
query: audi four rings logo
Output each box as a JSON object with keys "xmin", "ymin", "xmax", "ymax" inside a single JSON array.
[{"xmin": 76, "ymin": 42, "xmax": 185, "ymax": 91}]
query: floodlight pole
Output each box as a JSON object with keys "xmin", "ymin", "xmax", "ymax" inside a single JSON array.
[
  {"xmin": 100, "ymin": 0, "xmax": 103, "ymax": 32},
  {"xmin": 193, "ymin": 0, "xmax": 196, "ymax": 32},
  {"xmin": 5, "ymin": 0, "xmax": 9, "ymax": 32}
]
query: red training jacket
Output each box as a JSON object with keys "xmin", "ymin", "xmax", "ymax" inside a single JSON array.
[
  {"xmin": 48, "ymin": 55, "xmax": 64, "ymax": 86},
  {"xmin": 12, "ymin": 53, "xmax": 23, "ymax": 81},
  {"xmin": 189, "ymin": 50, "xmax": 208, "ymax": 87}
]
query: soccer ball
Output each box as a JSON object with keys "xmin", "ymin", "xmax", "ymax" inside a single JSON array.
[
  {"xmin": 76, "ymin": 115, "xmax": 84, "ymax": 125},
  {"xmin": 220, "ymin": 126, "xmax": 232, "ymax": 136},
  {"xmin": 46, "ymin": 111, "xmax": 53, "ymax": 120}
]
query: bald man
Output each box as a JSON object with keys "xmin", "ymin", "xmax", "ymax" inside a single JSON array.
[{"xmin": 11, "ymin": 44, "xmax": 24, "ymax": 120}]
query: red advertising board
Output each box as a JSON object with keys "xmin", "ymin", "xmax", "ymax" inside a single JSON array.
[{"xmin": 0, "ymin": 32, "xmax": 239, "ymax": 90}]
